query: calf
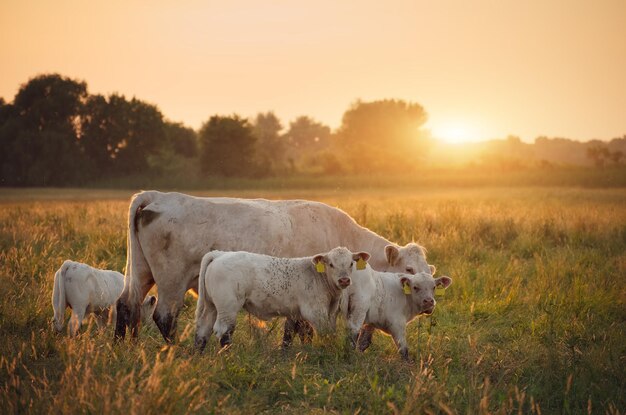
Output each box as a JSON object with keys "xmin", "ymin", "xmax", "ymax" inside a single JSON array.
[
  {"xmin": 52, "ymin": 260, "xmax": 156, "ymax": 336},
  {"xmin": 195, "ymin": 247, "xmax": 370, "ymax": 351},
  {"xmin": 340, "ymin": 266, "xmax": 452, "ymax": 360}
]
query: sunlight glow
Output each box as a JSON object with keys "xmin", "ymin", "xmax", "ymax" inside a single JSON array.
[{"xmin": 432, "ymin": 123, "xmax": 476, "ymax": 144}]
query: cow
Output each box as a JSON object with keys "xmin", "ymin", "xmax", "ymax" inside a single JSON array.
[
  {"xmin": 340, "ymin": 265, "xmax": 452, "ymax": 360},
  {"xmin": 194, "ymin": 247, "xmax": 370, "ymax": 351},
  {"xmin": 52, "ymin": 260, "xmax": 157, "ymax": 336},
  {"xmin": 115, "ymin": 191, "xmax": 434, "ymax": 343}
]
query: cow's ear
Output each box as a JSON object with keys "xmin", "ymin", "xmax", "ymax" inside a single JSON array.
[
  {"xmin": 385, "ymin": 245, "xmax": 400, "ymax": 266},
  {"xmin": 149, "ymin": 295, "xmax": 156, "ymax": 306},
  {"xmin": 429, "ymin": 264, "xmax": 436, "ymax": 275},
  {"xmin": 400, "ymin": 276, "xmax": 411, "ymax": 287},
  {"xmin": 435, "ymin": 276, "xmax": 452, "ymax": 288},
  {"xmin": 353, "ymin": 252, "xmax": 370, "ymax": 262},
  {"xmin": 312, "ymin": 254, "xmax": 325, "ymax": 265}
]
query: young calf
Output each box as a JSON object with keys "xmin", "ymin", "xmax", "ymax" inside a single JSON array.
[
  {"xmin": 195, "ymin": 247, "xmax": 370, "ymax": 352},
  {"xmin": 52, "ymin": 260, "xmax": 156, "ymax": 336},
  {"xmin": 341, "ymin": 266, "xmax": 452, "ymax": 360}
]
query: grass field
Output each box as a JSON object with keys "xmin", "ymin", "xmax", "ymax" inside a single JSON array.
[{"xmin": 1, "ymin": 185, "xmax": 625, "ymax": 414}]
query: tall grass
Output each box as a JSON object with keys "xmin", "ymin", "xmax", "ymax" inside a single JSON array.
[{"xmin": 0, "ymin": 187, "xmax": 624, "ymax": 413}]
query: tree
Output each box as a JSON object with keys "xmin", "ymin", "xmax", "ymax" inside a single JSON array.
[
  {"xmin": 285, "ymin": 116, "xmax": 332, "ymax": 151},
  {"xmin": 609, "ymin": 150, "xmax": 624, "ymax": 165},
  {"xmin": 1, "ymin": 74, "xmax": 88, "ymax": 185},
  {"xmin": 199, "ymin": 115, "xmax": 257, "ymax": 177},
  {"xmin": 80, "ymin": 94, "xmax": 166, "ymax": 176},
  {"xmin": 586, "ymin": 144, "xmax": 611, "ymax": 167},
  {"xmin": 147, "ymin": 121, "xmax": 199, "ymax": 177},
  {"xmin": 252, "ymin": 112, "xmax": 285, "ymax": 175},
  {"xmin": 164, "ymin": 121, "xmax": 197, "ymax": 158},
  {"xmin": 13, "ymin": 73, "xmax": 87, "ymax": 136},
  {"xmin": 0, "ymin": 99, "xmax": 16, "ymax": 184},
  {"xmin": 334, "ymin": 99, "xmax": 429, "ymax": 173},
  {"xmin": 284, "ymin": 116, "xmax": 333, "ymax": 173}
]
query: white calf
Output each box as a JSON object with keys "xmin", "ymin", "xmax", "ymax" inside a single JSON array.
[
  {"xmin": 195, "ymin": 247, "xmax": 370, "ymax": 351},
  {"xmin": 341, "ymin": 266, "xmax": 452, "ymax": 359},
  {"xmin": 52, "ymin": 260, "xmax": 156, "ymax": 336}
]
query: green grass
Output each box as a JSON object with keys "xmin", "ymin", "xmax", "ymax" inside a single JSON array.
[{"xmin": 1, "ymin": 186, "xmax": 625, "ymax": 414}]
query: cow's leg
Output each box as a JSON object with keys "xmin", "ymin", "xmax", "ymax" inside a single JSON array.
[
  {"xmin": 115, "ymin": 290, "xmax": 131, "ymax": 340},
  {"xmin": 296, "ymin": 320, "xmax": 314, "ymax": 344},
  {"xmin": 213, "ymin": 312, "xmax": 237, "ymax": 349},
  {"xmin": 283, "ymin": 318, "xmax": 311, "ymax": 346},
  {"xmin": 347, "ymin": 306, "xmax": 368, "ymax": 348},
  {"xmin": 69, "ymin": 308, "xmax": 85, "ymax": 337},
  {"xmin": 152, "ymin": 288, "xmax": 185, "ymax": 343},
  {"xmin": 389, "ymin": 323, "xmax": 410, "ymax": 361},
  {"xmin": 195, "ymin": 299, "xmax": 217, "ymax": 353},
  {"xmin": 129, "ymin": 278, "xmax": 155, "ymax": 339},
  {"xmin": 95, "ymin": 307, "xmax": 110, "ymax": 328},
  {"xmin": 298, "ymin": 309, "xmax": 323, "ymax": 339},
  {"xmin": 115, "ymin": 273, "xmax": 154, "ymax": 341},
  {"xmin": 357, "ymin": 324, "xmax": 376, "ymax": 352},
  {"xmin": 212, "ymin": 290, "xmax": 242, "ymax": 349},
  {"xmin": 282, "ymin": 318, "xmax": 297, "ymax": 349}
]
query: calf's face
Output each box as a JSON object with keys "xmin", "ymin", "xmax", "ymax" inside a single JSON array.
[
  {"xmin": 385, "ymin": 243, "xmax": 435, "ymax": 276},
  {"xmin": 312, "ymin": 247, "xmax": 370, "ymax": 289},
  {"xmin": 399, "ymin": 272, "xmax": 452, "ymax": 314},
  {"xmin": 140, "ymin": 295, "xmax": 157, "ymax": 325}
]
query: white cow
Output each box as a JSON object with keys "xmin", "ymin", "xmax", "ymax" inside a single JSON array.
[
  {"xmin": 52, "ymin": 260, "xmax": 156, "ymax": 336},
  {"xmin": 340, "ymin": 266, "xmax": 452, "ymax": 360},
  {"xmin": 115, "ymin": 191, "xmax": 434, "ymax": 342},
  {"xmin": 195, "ymin": 247, "xmax": 370, "ymax": 351}
]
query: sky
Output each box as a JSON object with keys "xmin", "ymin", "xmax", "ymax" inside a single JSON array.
[{"xmin": 1, "ymin": 0, "xmax": 625, "ymax": 143}]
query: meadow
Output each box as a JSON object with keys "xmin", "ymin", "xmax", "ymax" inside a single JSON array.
[{"xmin": 0, "ymin": 183, "xmax": 624, "ymax": 414}]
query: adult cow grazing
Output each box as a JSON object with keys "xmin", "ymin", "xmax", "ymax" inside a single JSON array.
[{"xmin": 115, "ymin": 191, "xmax": 434, "ymax": 343}]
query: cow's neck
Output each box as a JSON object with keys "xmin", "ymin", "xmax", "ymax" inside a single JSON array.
[
  {"xmin": 352, "ymin": 228, "xmax": 393, "ymax": 272},
  {"xmin": 314, "ymin": 270, "xmax": 341, "ymax": 304},
  {"xmin": 404, "ymin": 295, "xmax": 421, "ymax": 321}
]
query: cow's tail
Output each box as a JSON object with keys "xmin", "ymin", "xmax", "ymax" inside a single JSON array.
[
  {"xmin": 116, "ymin": 190, "xmax": 160, "ymax": 340},
  {"xmin": 195, "ymin": 251, "xmax": 223, "ymax": 319},
  {"xmin": 52, "ymin": 261, "xmax": 70, "ymax": 332}
]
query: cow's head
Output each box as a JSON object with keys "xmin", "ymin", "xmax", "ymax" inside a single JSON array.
[
  {"xmin": 140, "ymin": 295, "xmax": 157, "ymax": 326},
  {"xmin": 385, "ymin": 243, "xmax": 435, "ymax": 276},
  {"xmin": 312, "ymin": 247, "xmax": 370, "ymax": 289},
  {"xmin": 399, "ymin": 272, "xmax": 452, "ymax": 315}
]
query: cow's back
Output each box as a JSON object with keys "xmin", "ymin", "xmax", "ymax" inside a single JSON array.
[
  {"xmin": 136, "ymin": 194, "xmax": 358, "ymax": 265},
  {"xmin": 62, "ymin": 263, "xmax": 123, "ymax": 309}
]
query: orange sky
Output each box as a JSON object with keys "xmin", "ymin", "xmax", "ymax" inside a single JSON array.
[{"xmin": 1, "ymin": 0, "xmax": 625, "ymax": 143}]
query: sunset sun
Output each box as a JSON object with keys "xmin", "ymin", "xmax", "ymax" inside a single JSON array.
[{"xmin": 431, "ymin": 122, "xmax": 476, "ymax": 144}]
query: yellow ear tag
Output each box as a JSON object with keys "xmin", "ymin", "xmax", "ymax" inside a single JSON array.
[
  {"xmin": 356, "ymin": 258, "xmax": 367, "ymax": 270},
  {"xmin": 316, "ymin": 262, "xmax": 325, "ymax": 273},
  {"xmin": 403, "ymin": 282, "xmax": 412, "ymax": 295},
  {"xmin": 435, "ymin": 286, "xmax": 446, "ymax": 297}
]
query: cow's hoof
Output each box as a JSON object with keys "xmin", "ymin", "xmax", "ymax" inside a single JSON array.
[{"xmin": 195, "ymin": 336, "xmax": 207, "ymax": 353}]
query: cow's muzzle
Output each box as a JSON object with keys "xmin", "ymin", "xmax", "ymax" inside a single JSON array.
[{"xmin": 338, "ymin": 277, "xmax": 351, "ymax": 288}]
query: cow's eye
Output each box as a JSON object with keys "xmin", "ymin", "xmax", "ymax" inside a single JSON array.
[
  {"xmin": 329, "ymin": 263, "xmax": 334, "ymax": 268},
  {"xmin": 406, "ymin": 267, "xmax": 415, "ymax": 274},
  {"xmin": 413, "ymin": 286, "xmax": 420, "ymax": 292}
]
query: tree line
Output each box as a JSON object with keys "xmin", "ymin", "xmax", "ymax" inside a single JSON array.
[
  {"xmin": 2, "ymin": 73, "xmax": 622, "ymax": 187},
  {"xmin": 0, "ymin": 74, "xmax": 431, "ymax": 186}
]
